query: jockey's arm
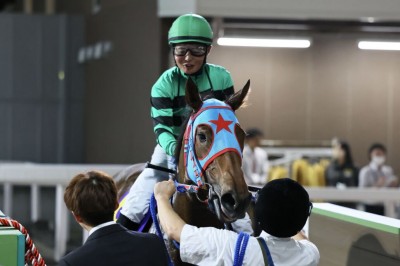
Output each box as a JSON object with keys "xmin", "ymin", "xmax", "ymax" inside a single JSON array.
[
  {"xmin": 151, "ymin": 78, "xmax": 178, "ymax": 157},
  {"xmin": 154, "ymin": 180, "xmax": 186, "ymax": 242}
]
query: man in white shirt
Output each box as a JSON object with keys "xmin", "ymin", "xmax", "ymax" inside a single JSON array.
[
  {"xmin": 359, "ymin": 143, "xmax": 399, "ymax": 215},
  {"xmin": 242, "ymin": 128, "xmax": 269, "ymax": 184},
  {"xmin": 154, "ymin": 178, "xmax": 320, "ymax": 266}
]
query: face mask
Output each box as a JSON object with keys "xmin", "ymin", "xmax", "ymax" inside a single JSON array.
[{"xmin": 372, "ymin": 155, "xmax": 385, "ymax": 166}]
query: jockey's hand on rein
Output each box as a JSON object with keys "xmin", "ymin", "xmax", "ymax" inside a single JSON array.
[{"xmin": 154, "ymin": 180, "xmax": 176, "ymax": 201}]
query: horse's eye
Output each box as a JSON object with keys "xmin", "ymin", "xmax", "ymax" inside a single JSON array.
[{"xmin": 198, "ymin": 133, "xmax": 207, "ymax": 143}]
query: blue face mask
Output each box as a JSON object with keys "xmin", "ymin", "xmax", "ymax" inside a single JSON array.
[{"xmin": 184, "ymin": 98, "xmax": 243, "ymax": 186}]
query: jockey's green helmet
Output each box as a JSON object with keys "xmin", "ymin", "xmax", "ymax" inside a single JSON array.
[{"xmin": 168, "ymin": 14, "xmax": 213, "ymax": 45}]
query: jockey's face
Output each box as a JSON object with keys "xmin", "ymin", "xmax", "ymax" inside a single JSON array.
[{"xmin": 174, "ymin": 43, "xmax": 211, "ymax": 75}]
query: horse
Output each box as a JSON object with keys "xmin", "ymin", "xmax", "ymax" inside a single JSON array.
[{"xmin": 114, "ymin": 78, "xmax": 254, "ymax": 264}]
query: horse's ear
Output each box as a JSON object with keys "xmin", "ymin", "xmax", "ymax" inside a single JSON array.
[
  {"xmin": 226, "ymin": 79, "xmax": 250, "ymax": 111},
  {"xmin": 185, "ymin": 77, "xmax": 203, "ymax": 112}
]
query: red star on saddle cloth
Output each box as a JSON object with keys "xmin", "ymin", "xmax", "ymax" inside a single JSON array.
[{"xmin": 210, "ymin": 113, "xmax": 233, "ymax": 133}]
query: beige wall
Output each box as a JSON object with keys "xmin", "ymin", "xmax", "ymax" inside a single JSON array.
[
  {"xmin": 55, "ymin": 2, "xmax": 400, "ymax": 173},
  {"xmin": 209, "ymin": 34, "xmax": 400, "ymax": 173},
  {"xmin": 84, "ymin": 0, "xmax": 160, "ymax": 163}
]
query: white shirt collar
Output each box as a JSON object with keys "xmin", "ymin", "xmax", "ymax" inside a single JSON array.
[{"xmin": 88, "ymin": 221, "xmax": 116, "ymax": 236}]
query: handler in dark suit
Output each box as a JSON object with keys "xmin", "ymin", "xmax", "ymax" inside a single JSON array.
[{"xmin": 59, "ymin": 170, "xmax": 168, "ymax": 266}]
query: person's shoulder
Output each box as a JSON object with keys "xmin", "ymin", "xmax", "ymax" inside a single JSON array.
[
  {"xmin": 242, "ymin": 145, "xmax": 251, "ymax": 154},
  {"xmin": 124, "ymin": 230, "xmax": 164, "ymax": 244},
  {"xmin": 59, "ymin": 245, "xmax": 86, "ymax": 266},
  {"xmin": 298, "ymin": 239, "xmax": 319, "ymax": 251},
  {"xmin": 58, "ymin": 258, "xmax": 70, "ymax": 266},
  {"xmin": 359, "ymin": 165, "xmax": 371, "ymax": 175},
  {"xmin": 58, "ymin": 257, "xmax": 71, "ymax": 266},
  {"xmin": 205, "ymin": 63, "xmax": 234, "ymax": 90},
  {"xmin": 126, "ymin": 230, "xmax": 159, "ymax": 239},
  {"xmin": 160, "ymin": 66, "xmax": 180, "ymax": 79},
  {"xmin": 116, "ymin": 230, "xmax": 167, "ymax": 257},
  {"xmin": 154, "ymin": 67, "xmax": 179, "ymax": 86},
  {"xmin": 206, "ymin": 63, "xmax": 230, "ymax": 74},
  {"xmin": 382, "ymin": 165, "xmax": 393, "ymax": 172},
  {"xmin": 152, "ymin": 67, "xmax": 180, "ymax": 96},
  {"xmin": 255, "ymin": 147, "xmax": 267, "ymax": 156},
  {"xmin": 297, "ymin": 239, "xmax": 320, "ymax": 263},
  {"xmin": 182, "ymin": 223, "xmax": 238, "ymax": 241}
]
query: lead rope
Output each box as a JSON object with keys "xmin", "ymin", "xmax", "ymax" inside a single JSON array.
[
  {"xmin": 233, "ymin": 232, "xmax": 250, "ymax": 266},
  {"xmin": 0, "ymin": 218, "xmax": 46, "ymax": 266},
  {"xmin": 150, "ymin": 194, "xmax": 174, "ymax": 266}
]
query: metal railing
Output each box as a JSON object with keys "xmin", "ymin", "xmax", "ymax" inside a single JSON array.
[
  {"xmin": 1, "ymin": 163, "xmax": 399, "ymax": 262},
  {"xmin": 0, "ymin": 163, "xmax": 129, "ymax": 261}
]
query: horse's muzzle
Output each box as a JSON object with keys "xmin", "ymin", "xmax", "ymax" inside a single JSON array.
[{"xmin": 220, "ymin": 191, "xmax": 251, "ymax": 221}]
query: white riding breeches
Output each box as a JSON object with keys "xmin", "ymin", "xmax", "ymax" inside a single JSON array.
[
  {"xmin": 120, "ymin": 145, "xmax": 254, "ymax": 235},
  {"xmin": 121, "ymin": 144, "xmax": 175, "ymax": 223}
]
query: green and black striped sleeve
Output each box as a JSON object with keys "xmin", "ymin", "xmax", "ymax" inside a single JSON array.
[{"xmin": 150, "ymin": 77, "xmax": 178, "ymax": 156}]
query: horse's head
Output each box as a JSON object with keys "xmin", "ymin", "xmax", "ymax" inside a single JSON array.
[{"xmin": 181, "ymin": 78, "xmax": 251, "ymax": 223}]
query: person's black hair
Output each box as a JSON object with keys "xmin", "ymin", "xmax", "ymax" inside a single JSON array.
[
  {"xmin": 368, "ymin": 143, "xmax": 386, "ymax": 160},
  {"xmin": 338, "ymin": 140, "xmax": 354, "ymax": 167},
  {"xmin": 255, "ymin": 178, "xmax": 311, "ymax": 238},
  {"xmin": 246, "ymin": 128, "xmax": 263, "ymax": 139}
]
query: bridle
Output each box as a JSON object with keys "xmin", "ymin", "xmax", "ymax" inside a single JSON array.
[{"xmin": 173, "ymin": 98, "xmax": 243, "ymax": 219}]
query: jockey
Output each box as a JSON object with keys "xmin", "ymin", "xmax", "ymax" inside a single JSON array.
[
  {"xmin": 118, "ymin": 14, "xmax": 249, "ymax": 231},
  {"xmin": 154, "ymin": 178, "xmax": 320, "ymax": 266}
]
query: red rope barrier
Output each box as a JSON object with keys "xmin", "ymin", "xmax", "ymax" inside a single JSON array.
[{"xmin": 0, "ymin": 218, "xmax": 46, "ymax": 266}]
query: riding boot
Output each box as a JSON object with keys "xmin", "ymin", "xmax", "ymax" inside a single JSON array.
[{"xmin": 117, "ymin": 214, "xmax": 140, "ymax": 231}]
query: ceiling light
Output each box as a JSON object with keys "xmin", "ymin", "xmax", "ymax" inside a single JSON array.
[
  {"xmin": 358, "ymin": 41, "xmax": 400, "ymax": 51},
  {"xmin": 217, "ymin": 37, "xmax": 311, "ymax": 48}
]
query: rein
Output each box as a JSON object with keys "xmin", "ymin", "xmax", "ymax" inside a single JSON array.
[
  {"xmin": 146, "ymin": 161, "xmax": 218, "ymax": 212},
  {"xmin": 145, "ymin": 162, "xmax": 209, "ymax": 200}
]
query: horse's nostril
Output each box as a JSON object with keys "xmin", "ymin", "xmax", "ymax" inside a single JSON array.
[{"xmin": 221, "ymin": 193, "xmax": 236, "ymax": 212}]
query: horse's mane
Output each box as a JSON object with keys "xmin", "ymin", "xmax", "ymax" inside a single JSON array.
[{"xmin": 174, "ymin": 113, "xmax": 191, "ymax": 164}]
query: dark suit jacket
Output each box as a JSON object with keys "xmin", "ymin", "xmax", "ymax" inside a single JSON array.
[{"xmin": 59, "ymin": 223, "xmax": 168, "ymax": 266}]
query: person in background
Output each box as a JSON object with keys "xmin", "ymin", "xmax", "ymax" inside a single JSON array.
[
  {"xmin": 154, "ymin": 178, "xmax": 319, "ymax": 266},
  {"xmin": 242, "ymin": 128, "xmax": 269, "ymax": 185},
  {"xmin": 60, "ymin": 171, "xmax": 168, "ymax": 266},
  {"xmin": 359, "ymin": 143, "xmax": 399, "ymax": 215},
  {"xmin": 325, "ymin": 140, "xmax": 358, "ymax": 208}
]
